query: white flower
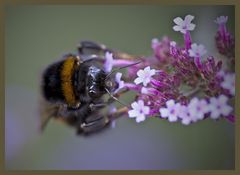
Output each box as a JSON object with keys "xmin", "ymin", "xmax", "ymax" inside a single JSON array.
[
  {"xmin": 221, "ymin": 73, "xmax": 235, "ymax": 96},
  {"xmin": 159, "ymin": 99, "xmax": 181, "ymax": 122},
  {"xmin": 214, "ymin": 16, "xmax": 228, "ymax": 25},
  {"xmin": 209, "ymin": 95, "xmax": 233, "ymax": 119},
  {"xmin": 128, "ymin": 100, "xmax": 150, "ymax": 123},
  {"xmin": 134, "ymin": 66, "xmax": 156, "ymax": 86},
  {"xmin": 173, "ymin": 15, "xmax": 196, "ymax": 34},
  {"xmin": 188, "ymin": 98, "xmax": 209, "ymax": 122},
  {"xmin": 104, "ymin": 52, "xmax": 114, "ymax": 72},
  {"xmin": 114, "ymin": 72, "xmax": 125, "ymax": 93},
  {"xmin": 151, "ymin": 38, "xmax": 159, "ymax": 49},
  {"xmin": 170, "ymin": 41, "xmax": 177, "ymax": 47},
  {"xmin": 188, "ymin": 43, "xmax": 207, "ymax": 58},
  {"xmin": 178, "ymin": 105, "xmax": 192, "ymax": 125}
]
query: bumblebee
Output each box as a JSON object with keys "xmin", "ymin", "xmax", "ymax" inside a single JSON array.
[{"xmin": 40, "ymin": 41, "xmax": 139, "ymax": 135}]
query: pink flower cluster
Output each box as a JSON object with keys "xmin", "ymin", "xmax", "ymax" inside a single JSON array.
[
  {"xmin": 103, "ymin": 14, "xmax": 235, "ymax": 125},
  {"xmin": 159, "ymin": 95, "xmax": 232, "ymax": 125}
]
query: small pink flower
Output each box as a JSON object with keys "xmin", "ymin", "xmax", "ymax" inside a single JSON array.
[
  {"xmin": 188, "ymin": 43, "xmax": 207, "ymax": 58},
  {"xmin": 134, "ymin": 66, "xmax": 156, "ymax": 86},
  {"xmin": 221, "ymin": 73, "xmax": 235, "ymax": 96},
  {"xmin": 128, "ymin": 100, "xmax": 150, "ymax": 123},
  {"xmin": 214, "ymin": 16, "xmax": 228, "ymax": 25},
  {"xmin": 173, "ymin": 15, "xmax": 196, "ymax": 34},
  {"xmin": 188, "ymin": 98, "xmax": 209, "ymax": 122},
  {"xmin": 159, "ymin": 99, "xmax": 181, "ymax": 122},
  {"xmin": 178, "ymin": 105, "xmax": 192, "ymax": 125},
  {"xmin": 209, "ymin": 95, "xmax": 233, "ymax": 119}
]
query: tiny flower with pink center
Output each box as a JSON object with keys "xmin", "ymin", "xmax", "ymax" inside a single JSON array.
[
  {"xmin": 188, "ymin": 43, "xmax": 207, "ymax": 58},
  {"xmin": 128, "ymin": 100, "xmax": 150, "ymax": 123},
  {"xmin": 134, "ymin": 66, "xmax": 156, "ymax": 86},
  {"xmin": 173, "ymin": 15, "xmax": 196, "ymax": 34},
  {"xmin": 221, "ymin": 73, "xmax": 235, "ymax": 96},
  {"xmin": 209, "ymin": 95, "xmax": 233, "ymax": 119},
  {"xmin": 214, "ymin": 16, "xmax": 228, "ymax": 25},
  {"xmin": 178, "ymin": 105, "xmax": 192, "ymax": 125},
  {"xmin": 114, "ymin": 72, "xmax": 125, "ymax": 93},
  {"xmin": 188, "ymin": 98, "xmax": 209, "ymax": 122},
  {"xmin": 159, "ymin": 99, "xmax": 181, "ymax": 122},
  {"xmin": 104, "ymin": 52, "xmax": 114, "ymax": 72}
]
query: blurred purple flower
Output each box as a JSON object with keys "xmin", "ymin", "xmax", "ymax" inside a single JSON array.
[
  {"xmin": 188, "ymin": 43, "xmax": 207, "ymax": 58},
  {"xmin": 215, "ymin": 16, "xmax": 228, "ymax": 25},
  {"xmin": 188, "ymin": 98, "xmax": 209, "ymax": 122},
  {"xmin": 178, "ymin": 105, "xmax": 192, "ymax": 125},
  {"xmin": 209, "ymin": 95, "xmax": 233, "ymax": 119},
  {"xmin": 159, "ymin": 99, "xmax": 181, "ymax": 122},
  {"xmin": 128, "ymin": 100, "xmax": 150, "ymax": 123},
  {"xmin": 151, "ymin": 37, "xmax": 172, "ymax": 63},
  {"xmin": 220, "ymin": 73, "xmax": 235, "ymax": 96},
  {"xmin": 215, "ymin": 16, "xmax": 234, "ymax": 58}
]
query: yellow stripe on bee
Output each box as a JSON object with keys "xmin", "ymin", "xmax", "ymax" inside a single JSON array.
[{"xmin": 61, "ymin": 56, "xmax": 77, "ymax": 106}]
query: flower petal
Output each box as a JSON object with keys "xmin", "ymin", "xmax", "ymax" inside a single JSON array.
[
  {"xmin": 173, "ymin": 17, "xmax": 184, "ymax": 25},
  {"xmin": 144, "ymin": 66, "xmax": 151, "ymax": 72},
  {"xmin": 218, "ymin": 94, "xmax": 228, "ymax": 105},
  {"xmin": 221, "ymin": 105, "xmax": 232, "ymax": 116},
  {"xmin": 142, "ymin": 106, "xmax": 150, "ymax": 115},
  {"xmin": 159, "ymin": 108, "xmax": 169, "ymax": 118},
  {"xmin": 210, "ymin": 110, "xmax": 220, "ymax": 119},
  {"xmin": 187, "ymin": 23, "xmax": 196, "ymax": 31},
  {"xmin": 166, "ymin": 99, "xmax": 175, "ymax": 107},
  {"xmin": 131, "ymin": 101, "xmax": 140, "ymax": 111},
  {"xmin": 136, "ymin": 114, "xmax": 146, "ymax": 123},
  {"xmin": 137, "ymin": 69, "xmax": 144, "ymax": 77},
  {"xmin": 185, "ymin": 15, "xmax": 195, "ymax": 23},
  {"xmin": 173, "ymin": 25, "xmax": 182, "ymax": 32},
  {"xmin": 134, "ymin": 77, "xmax": 143, "ymax": 85},
  {"xmin": 128, "ymin": 110, "xmax": 138, "ymax": 118}
]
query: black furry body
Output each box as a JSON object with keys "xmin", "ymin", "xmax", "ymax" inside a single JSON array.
[{"xmin": 41, "ymin": 55, "xmax": 111, "ymax": 134}]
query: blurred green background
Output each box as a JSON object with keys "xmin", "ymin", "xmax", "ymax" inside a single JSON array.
[{"xmin": 5, "ymin": 5, "xmax": 235, "ymax": 170}]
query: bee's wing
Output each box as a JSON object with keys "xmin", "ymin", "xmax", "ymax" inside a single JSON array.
[
  {"xmin": 78, "ymin": 40, "xmax": 141, "ymax": 62},
  {"xmin": 38, "ymin": 98, "xmax": 60, "ymax": 132},
  {"xmin": 78, "ymin": 40, "xmax": 107, "ymax": 59}
]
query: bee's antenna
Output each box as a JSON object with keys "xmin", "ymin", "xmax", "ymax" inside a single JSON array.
[
  {"xmin": 105, "ymin": 88, "xmax": 128, "ymax": 107},
  {"xmin": 105, "ymin": 61, "xmax": 142, "ymax": 80}
]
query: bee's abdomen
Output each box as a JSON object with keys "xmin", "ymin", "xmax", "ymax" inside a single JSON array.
[{"xmin": 42, "ymin": 60, "xmax": 65, "ymax": 102}]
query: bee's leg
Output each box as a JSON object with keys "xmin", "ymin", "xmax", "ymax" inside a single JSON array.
[
  {"xmin": 77, "ymin": 113, "xmax": 110, "ymax": 135},
  {"xmin": 106, "ymin": 88, "xmax": 130, "ymax": 104},
  {"xmin": 108, "ymin": 106, "xmax": 129, "ymax": 121},
  {"xmin": 77, "ymin": 106, "xmax": 129, "ymax": 135}
]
